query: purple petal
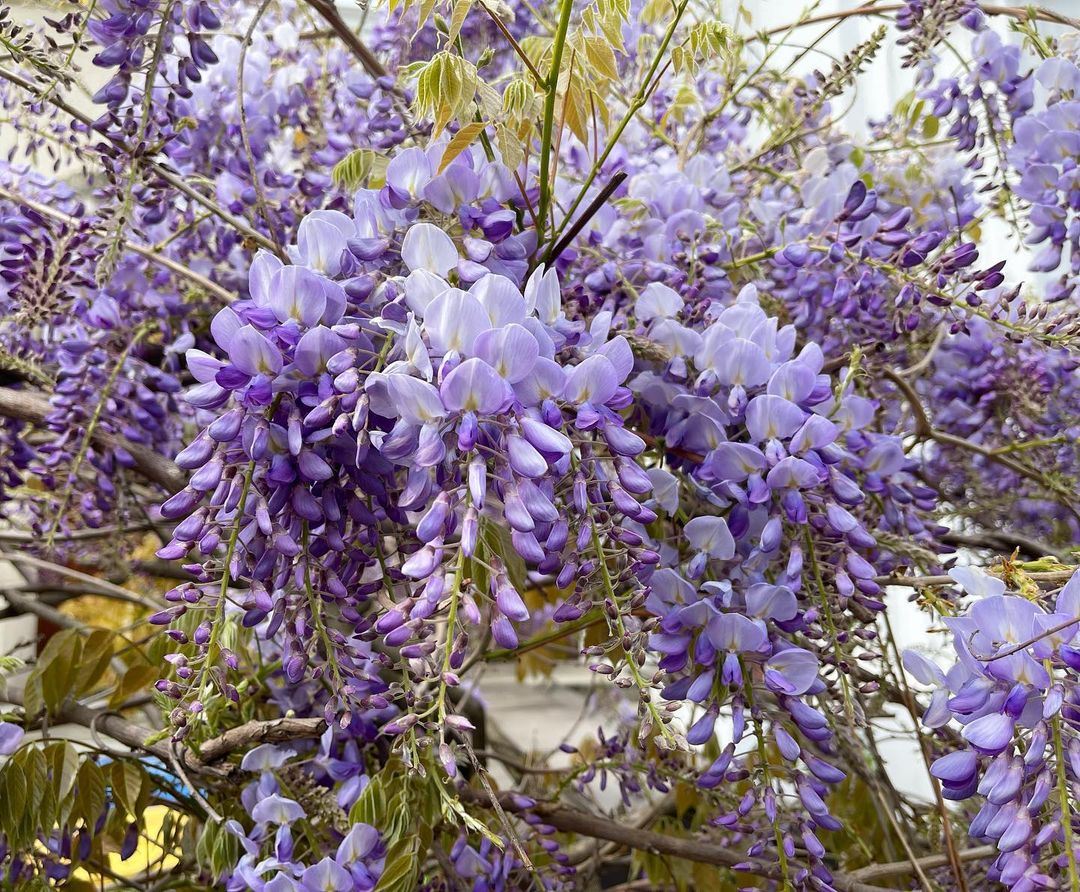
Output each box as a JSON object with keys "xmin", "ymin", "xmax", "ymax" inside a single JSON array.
[
  {"xmin": 598, "ymin": 336, "xmax": 634, "ymax": 383},
  {"xmin": 712, "ymin": 338, "xmax": 770, "ymax": 387},
  {"xmin": 507, "ymin": 435, "xmax": 548, "ymax": 478},
  {"xmin": 440, "ymin": 358, "xmax": 508, "ymax": 415},
  {"xmin": 300, "ymin": 857, "xmax": 352, "ymax": 892},
  {"xmin": 384, "ymin": 374, "xmax": 446, "ymax": 425},
  {"xmin": 685, "ymin": 516, "xmax": 735, "ymax": 560},
  {"xmin": 515, "ymin": 358, "xmax": 567, "ymax": 405},
  {"xmin": 0, "ymin": 721, "xmax": 24, "ymax": 756},
  {"xmin": 520, "ymin": 416, "xmax": 572, "ymax": 456},
  {"xmin": 706, "ymin": 443, "xmax": 765, "ymax": 482},
  {"xmin": 766, "ymin": 456, "xmax": 822, "ymax": 490},
  {"xmin": 474, "ymin": 323, "xmax": 539, "ymax": 383},
  {"xmin": 402, "ymin": 223, "xmax": 458, "ymax": 275},
  {"xmin": 187, "ymin": 349, "xmax": 224, "ymax": 384},
  {"xmin": 765, "ymin": 648, "xmax": 819, "ymax": 695},
  {"xmin": 636, "ymin": 282, "xmax": 682, "ymax": 321},
  {"xmin": 563, "ymin": 355, "xmax": 618, "ymax": 406},
  {"xmin": 210, "ymin": 306, "xmax": 243, "ymax": 351},
  {"xmin": 745, "ymin": 395, "xmax": 806, "ymax": 441},
  {"xmin": 296, "ymin": 213, "xmax": 350, "ymax": 276},
  {"xmin": 746, "ymin": 583, "xmax": 797, "ymax": 622},
  {"xmin": 269, "ymin": 265, "xmax": 328, "ymax": 326},
  {"xmin": 425, "ymin": 289, "xmax": 491, "ymax": 355},
  {"xmin": 229, "ymin": 325, "xmax": 282, "ymax": 377},
  {"xmin": 294, "ymin": 325, "xmax": 347, "ymax": 377},
  {"xmin": 962, "ymin": 712, "xmax": 1015, "ymax": 754},
  {"xmin": 928, "ymin": 747, "xmax": 980, "ymax": 781},
  {"xmin": 385, "ymin": 146, "xmax": 433, "ymax": 202},
  {"xmin": 470, "ymin": 274, "xmax": 527, "ymax": 327},
  {"xmin": 706, "ymin": 612, "xmax": 767, "ymax": 653}
]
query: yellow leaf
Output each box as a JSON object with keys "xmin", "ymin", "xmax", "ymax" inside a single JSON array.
[
  {"xmin": 416, "ymin": 0, "xmax": 438, "ymax": 32},
  {"xmin": 438, "ymin": 121, "xmax": 487, "ymax": 173},
  {"xmin": 584, "ymin": 36, "xmax": 618, "ymax": 80},
  {"xmin": 563, "ymin": 77, "xmax": 590, "ymax": 147},
  {"xmin": 495, "ymin": 122, "xmax": 525, "ymax": 170},
  {"xmin": 448, "ymin": 0, "xmax": 474, "ymax": 41}
]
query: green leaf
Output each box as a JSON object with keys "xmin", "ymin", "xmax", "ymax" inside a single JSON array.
[
  {"xmin": 108, "ymin": 664, "xmax": 160, "ymax": 709},
  {"xmin": 332, "ymin": 148, "xmax": 387, "ymax": 192},
  {"xmin": 75, "ymin": 629, "xmax": 116, "ymax": 697},
  {"xmin": 37, "ymin": 629, "xmax": 83, "ymax": 712},
  {"xmin": 50, "ymin": 738, "xmax": 81, "ymax": 799},
  {"xmin": 583, "ymin": 36, "xmax": 618, "ymax": 80},
  {"xmin": 75, "ymin": 761, "xmax": 106, "ymax": 829},
  {"xmin": 110, "ymin": 760, "xmax": 146, "ymax": 822},
  {"xmin": 349, "ymin": 773, "xmax": 388, "ymax": 829},
  {"xmin": 411, "ymin": 52, "xmax": 480, "ymax": 137},
  {"xmin": 1, "ymin": 762, "xmax": 28, "ymax": 836},
  {"xmin": 196, "ymin": 819, "xmax": 240, "ymax": 877},
  {"xmin": 375, "ymin": 840, "xmax": 420, "ymax": 892}
]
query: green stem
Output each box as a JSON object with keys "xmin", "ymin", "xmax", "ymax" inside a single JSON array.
[
  {"xmin": 483, "ymin": 608, "xmax": 603, "ymax": 662},
  {"xmin": 545, "ymin": 0, "xmax": 690, "ymax": 261},
  {"xmin": 197, "ymin": 460, "xmax": 255, "ymax": 709},
  {"xmin": 536, "ymin": 0, "xmax": 574, "ymax": 248},
  {"xmin": 743, "ymin": 671, "xmax": 792, "ymax": 890},
  {"xmin": 803, "ymin": 527, "xmax": 855, "ymax": 723},
  {"xmin": 590, "ymin": 524, "xmax": 675, "ymax": 745},
  {"xmin": 302, "ymin": 523, "xmax": 343, "ymax": 690},
  {"xmin": 1052, "ymin": 701, "xmax": 1079, "ymax": 889},
  {"xmin": 436, "ymin": 547, "xmax": 466, "ymax": 724}
]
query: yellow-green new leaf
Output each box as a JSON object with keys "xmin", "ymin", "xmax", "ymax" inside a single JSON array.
[
  {"xmin": 584, "ymin": 36, "xmax": 619, "ymax": 81},
  {"xmin": 448, "ymin": 0, "xmax": 474, "ymax": 41},
  {"xmin": 438, "ymin": 121, "xmax": 488, "ymax": 173},
  {"xmin": 332, "ymin": 149, "xmax": 386, "ymax": 191}
]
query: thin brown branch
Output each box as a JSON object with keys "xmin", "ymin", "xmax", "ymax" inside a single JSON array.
[
  {"xmin": 198, "ymin": 716, "xmax": 326, "ymax": 762},
  {"xmin": 238, "ymin": 0, "xmax": 288, "ymax": 260},
  {"xmin": 940, "ymin": 530, "xmax": 1064, "ymax": 562},
  {"xmin": 881, "ymin": 611, "xmax": 970, "ymax": 892},
  {"xmin": 0, "ymin": 550, "xmax": 162, "ymax": 610},
  {"xmin": 545, "ymin": 171, "xmax": 628, "ymax": 264},
  {"xmin": 2, "ymin": 679, "xmax": 327, "ymax": 780},
  {"xmin": 0, "ymin": 522, "xmax": 163, "ymax": 544},
  {"xmin": 982, "ymin": 612, "xmax": 1080, "ymax": 662},
  {"xmin": 479, "ymin": 792, "xmax": 893, "ymax": 892},
  {"xmin": 849, "ymin": 844, "xmax": 995, "ymax": 882},
  {"xmin": 479, "ymin": 1, "xmax": 545, "ymax": 84},
  {"xmin": 0, "ymin": 387, "xmax": 186, "ymax": 493},
  {"xmin": 1, "ymin": 588, "xmax": 83, "ymax": 630},
  {"xmin": 757, "ymin": 2, "xmax": 1080, "ymax": 40},
  {"xmin": 875, "ymin": 569, "xmax": 1075, "ymax": 588},
  {"xmin": 883, "ymin": 369, "xmax": 1080, "ymax": 524},
  {"xmin": 302, "ymin": 0, "xmax": 388, "ymax": 79}
]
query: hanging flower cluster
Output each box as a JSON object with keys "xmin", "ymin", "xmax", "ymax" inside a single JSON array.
[
  {"xmin": 908, "ymin": 567, "xmax": 1080, "ymax": 889},
  {"xmin": 0, "ymin": 1, "xmax": 1079, "ymax": 890}
]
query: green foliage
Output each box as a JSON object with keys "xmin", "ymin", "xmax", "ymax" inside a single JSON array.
[
  {"xmin": 673, "ymin": 21, "xmax": 732, "ymax": 75},
  {"xmin": 411, "ymin": 52, "xmax": 480, "ymax": 137},
  {"xmin": 332, "ymin": 149, "xmax": 389, "ymax": 192},
  {"xmin": 196, "ymin": 815, "xmax": 241, "ymax": 879},
  {"xmin": 351, "ymin": 758, "xmax": 441, "ymax": 891}
]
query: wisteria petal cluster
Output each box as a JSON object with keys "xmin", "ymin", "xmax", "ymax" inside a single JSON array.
[{"xmin": 1, "ymin": 1, "xmax": 1080, "ymax": 890}]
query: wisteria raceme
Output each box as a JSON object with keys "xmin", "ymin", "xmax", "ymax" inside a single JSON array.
[
  {"xmin": 1, "ymin": 1, "xmax": 1080, "ymax": 890},
  {"xmin": 907, "ymin": 567, "xmax": 1080, "ymax": 889}
]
